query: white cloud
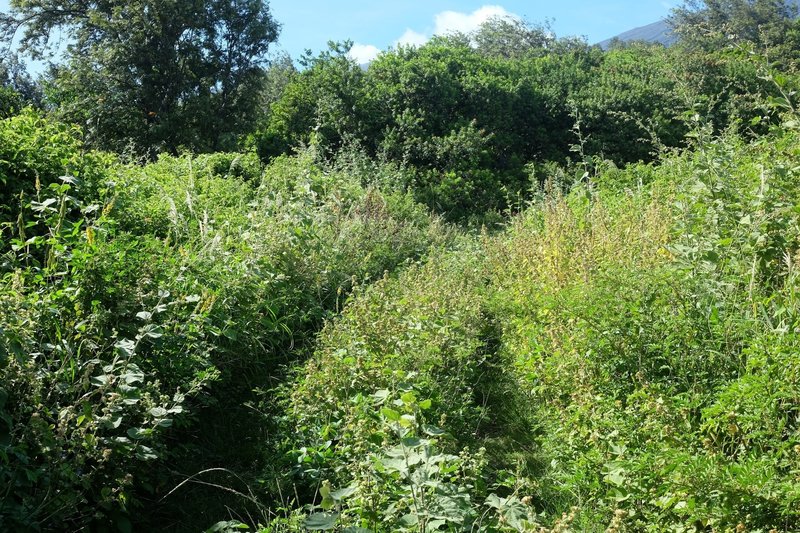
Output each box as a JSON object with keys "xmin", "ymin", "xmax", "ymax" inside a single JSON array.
[
  {"xmin": 396, "ymin": 29, "xmax": 428, "ymax": 48},
  {"xmin": 348, "ymin": 43, "xmax": 380, "ymax": 64},
  {"xmin": 354, "ymin": 5, "xmax": 521, "ymax": 62},
  {"xmin": 391, "ymin": 5, "xmax": 520, "ymax": 50},
  {"xmin": 434, "ymin": 5, "xmax": 517, "ymax": 36}
]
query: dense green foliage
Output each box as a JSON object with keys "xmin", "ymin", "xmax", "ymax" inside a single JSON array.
[
  {"xmin": 0, "ymin": 55, "xmax": 39, "ymax": 118},
  {"xmin": 0, "ymin": 110, "xmax": 450, "ymax": 530},
  {"xmin": 267, "ymin": 118, "xmax": 800, "ymax": 531},
  {"xmin": 252, "ymin": 26, "xmax": 789, "ymax": 221},
  {"xmin": 670, "ymin": 0, "xmax": 800, "ymax": 56},
  {"xmin": 1, "ymin": 0, "xmax": 279, "ymax": 154},
  {"xmin": 3, "ymin": 0, "xmax": 800, "ymax": 531}
]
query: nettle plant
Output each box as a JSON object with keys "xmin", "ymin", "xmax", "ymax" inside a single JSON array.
[
  {"xmin": 291, "ymin": 382, "xmax": 540, "ymax": 533},
  {"xmin": 0, "ymin": 174, "xmax": 218, "ymax": 529}
]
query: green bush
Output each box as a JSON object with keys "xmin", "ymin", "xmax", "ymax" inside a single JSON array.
[
  {"xmin": 0, "ymin": 110, "xmax": 113, "ymax": 223},
  {"xmin": 265, "ymin": 125, "xmax": 800, "ymax": 531},
  {"xmin": 0, "ymin": 115, "xmax": 451, "ymax": 530}
]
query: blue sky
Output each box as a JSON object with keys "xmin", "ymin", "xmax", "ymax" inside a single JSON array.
[
  {"xmin": 268, "ymin": 1, "xmax": 677, "ymax": 62},
  {"xmin": 1, "ymin": 1, "xmax": 677, "ymax": 65}
]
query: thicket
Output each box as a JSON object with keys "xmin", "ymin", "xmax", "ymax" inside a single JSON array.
[
  {"xmin": 257, "ymin": 111, "xmax": 800, "ymax": 531},
  {"xmin": 2, "ymin": 0, "xmax": 800, "ymax": 531},
  {"xmin": 0, "ymin": 108, "xmax": 452, "ymax": 530},
  {"xmin": 251, "ymin": 26, "xmax": 787, "ymax": 221}
]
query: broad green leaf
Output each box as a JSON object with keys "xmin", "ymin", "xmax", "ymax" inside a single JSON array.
[
  {"xmin": 330, "ymin": 485, "xmax": 357, "ymax": 500},
  {"xmin": 371, "ymin": 389, "xmax": 390, "ymax": 405},
  {"xmin": 115, "ymin": 339, "xmax": 136, "ymax": 358},
  {"xmin": 135, "ymin": 445, "xmax": 158, "ymax": 460},
  {"xmin": 90, "ymin": 375, "xmax": 113, "ymax": 387},
  {"xmin": 101, "ymin": 416, "xmax": 123, "ymax": 429},
  {"xmin": 205, "ymin": 520, "xmax": 250, "ymax": 532},
  {"xmin": 304, "ymin": 512, "xmax": 338, "ymax": 530},
  {"xmin": 400, "ymin": 391, "xmax": 416, "ymax": 405},
  {"xmin": 127, "ymin": 427, "xmax": 147, "ymax": 440},
  {"xmin": 402, "ymin": 437, "xmax": 422, "ymax": 447},
  {"xmin": 122, "ymin": 366, "xmax": 145, "ymax": 385},
  {"xmin": 149, "ymin": 407, "xmax": 168, "ymax": 417},
  {"xmin": 139, "ymin": 324, "xmax": 163, "ymax": 339},
  {"xmin": 398, "ymin": 514, "xmax": 419, "ymax": 527},
  {"xmin": 380, "ymin": 408, "xmax": 400, "ymax": 421},
  {"xmin": 399, "ymin": 414, "xmax": 415, "ymax": 427},
  {"xmin": 320, "ymin": 480, "xmax": 335, "ymax": 510},
  {"xmin": 135, "ymin": 311, "xmax": 152, "ymax": 321},
  {"xmin": 422, "ymin": 424, "xmax": 447, "ymax": 437}
]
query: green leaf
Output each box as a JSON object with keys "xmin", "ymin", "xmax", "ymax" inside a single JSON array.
[
  {"xmin": 399, "ymin": 414, "xmax": 415, "ymax": 427},
  {"xmin": 319, "ymin": 480, "xmax": 335, "ymax": 510},
  {"xmin": 380, "ymin": 407, "xmax": 400, "ymax": 421},
  {"xmin": 381, "ymin": 457, "xmax": 408, "ymax": 473},
  {"xmin": 91, "ymin": 375, "xmax": 113, "ymax": 387},
  {"xmin": 127, "ymin": 427, "xmax": 147, "ymax": 440},
  {"xmin": 205, "ymin": 521, "xmax": 250, "ymax": 532},
  {"xmin": 149, "ymin": 407, "xmax": 168, "ymax": 417},
  {"xmin": 304, "ymin": 512, "xmax": 338, "ymax": 530},
  {"xmin": 101, "ymin": 415, "xmax": 123, "ymax": 429},
  {"xmin": 398, "ymin": 514, "xmax": 419, "ymax": 527},
  {"xmin": 604, "ymin": 469, "xmax": 626, "ymax": 487},
  {"xmin": 135, "ymin": 445, "xmax": 158, "ymax": 460},
  {"xmin": 330, "ymin": 485, "xmax": 357, "ymax": 500},
  {"xmin": 427, "ymin": 519, "xmax": 447, "ymax": 530},
  {"xmin": 122, "ymin": 395, "xmax": 141, "ymax": 406},
  {"xmin": 400, "ymin": 391, "xmax": 416, "ymax": 405},
  {"xmin": 122, "ymin": 365, "xmax": 145, "ymax": 385},
  {"xmin": 115, "ymin": 339, "xmax": 136, "ymax": 358},
  {"xmin": 422, "ymin": 424, "xmax": 447, "ymax": 437},
  {"xmin": 140, "ymin": 324, "xmax": 163, "ymax": 339},
  {"xmin": 402, "ymin": 437, "xmax": 423, "ymax": 447},
  {"xmin": 371, "ymin": 389, "xmax": 390, "ymax": 405},
  {"xmin": 320, "ymin": 496, "xmax": 335, "ymax": 511},
  {"xmin": 485, "ymin": 494, "xmax": 504, "ymax": 509}
]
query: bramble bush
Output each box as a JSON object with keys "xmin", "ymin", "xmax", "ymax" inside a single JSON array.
[
  {"xmin": 262, "ymin": 118, "xmax": 800, "ymax": 531},
  {"xmin": 0, "ymin": 112, "xmax": 451, "ymax": 530}
]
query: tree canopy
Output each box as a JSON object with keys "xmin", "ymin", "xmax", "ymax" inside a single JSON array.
[
  {"xmin": 669, "ymin": 0, "xmax": 800, "ymax": 57},
  {"xmin": 1, "ymin": 0, "xmax": 280, "ymax": 155}
]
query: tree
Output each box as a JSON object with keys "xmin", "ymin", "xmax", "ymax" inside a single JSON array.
[
  {"xmin": 1, "ymin": 0, "xmax": 279, "ymax": 155},
  {"xmin": 472, "ymin": 17, "xmax": 588, "ymax": 59},
  {"xmin": 252, "ymin": 41, "xmax": 372, "ymax": 160},
  {"xmin": 669, "ymin": 0, "xmax": 800, "ymax": 58},
  {"xmin": 472, "ymin": 17, "xmax": 554, "ymax": 58},
  {"xmin": 0, "ymin": 53, "xmax": 41, "ymax": 116},
  {"xmin": 260, "ymin": 51, "xmax": 297, "ymax": 111}
]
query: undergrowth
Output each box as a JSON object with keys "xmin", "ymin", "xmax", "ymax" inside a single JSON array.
[{"xmin": 3, "ymin": 98, "xmax": 800, "ymax": 532}]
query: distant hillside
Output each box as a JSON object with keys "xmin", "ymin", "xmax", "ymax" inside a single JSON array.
[{"xmin": 597, "ymin": 19, "xmax": 675, "ymax": 49}]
